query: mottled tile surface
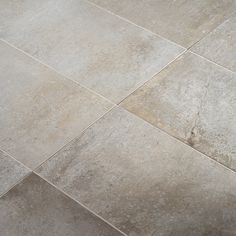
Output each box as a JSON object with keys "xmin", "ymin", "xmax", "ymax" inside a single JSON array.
[
  {"xmin": 89, "ymin": 0, "xmax": 236, "ymax": 47},
  {"xmin": 37, "ymin": 107, "xmax": 236, "ymax": 236},
  {"xmin": 122, "ymin": 52, "xmax": 236, "ymax": 170},
  {"xmin": 192, "ymin": 13, "xmax": 236, "ymax": 72},
  {"xmin": 0, "ymin": 0, "xmax": 184, "ymax": 103},
  {"xmin": 0, "ymin": 173, "xmax": 123, "ymax": 236},
  {"xmin": 0, "ymin": 150, "xmax": 30, "ymax": 196},
  {"xmin": 0, "ymin": 41, "xmax": 112, "ymax": 168}
]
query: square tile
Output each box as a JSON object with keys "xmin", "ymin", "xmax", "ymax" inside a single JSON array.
[
  {"xmin": 192, "ymin": 13, "xmax": 236, "ymax": 72},
  {"xmin": 0, "ymin": 41, "xmax": 112, "ymax": 168},
  {"xmin": 122, "ymin": 52, "xmax": 236, "ymax": 170},
  {"xmin": 89, "ymin": 0, "xmax": 236, "ymax": 47},
  {"xmin": 0, "ymin": 0, "xmax": 184, "ymax": 103},
  {"xmin": 0, "ymin": 150, "xmax": 30, "ymax": 196},
  {"xmin": 37, "ymin": 107, "xmax": 236, "ymax": 236},
  {"xmin": 0, "ymin": 173, "xmax": 123, "ymax": 236}
]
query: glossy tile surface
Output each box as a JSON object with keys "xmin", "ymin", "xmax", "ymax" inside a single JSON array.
[
  {"xmin": 37, "ymin": 107, "xmax": 236, "ymax": 236},
  {"xmin": 0, "ymin": 0, "xmax": 184, "ymax": 103},
  {"xmin": 0, "ymin": 41, "xmax": 112, "ymax": 168},
  {"xmin": 122, "ymin": 52, "xmax": 236, "ymax": 170},
  {"xmin": 89, "ymin": 0, "xmax": 236, "ymax": 47},
  {"xmin": 0, "ymin": 173, "xmax": 123, "ymax": 236},
  {"xmin": 0, "ymin": 150, "xmax": 30, "ymax": 196},
  {"xmin": 192, "ymin": 13, "xmax": 236, "ymax": 72}
]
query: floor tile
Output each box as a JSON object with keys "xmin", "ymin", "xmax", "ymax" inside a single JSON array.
[
  {"xmin": 37, "ymin": 107, "xmax": 236, "ymax": 236},
  {"xmin": 122, "ymin": 52, "xmax": 236, "ymax": 170},
  {"xmin": 0, "ymin": 41, "xmax": 112, "ymax": 169},
  {"xmin": 0, "ymin": 0, "xmax": 184, "ymax": 103},
  {"xmin": 89, "ymin": 0, "xmax": 236, "ymax": 47},
  {"xmin": 0, "ymin": 173, "xmax": 124, "ymax": 236},
  {"xmin": 192, "ymin": 13, "xmax": 236, "ymax": 72},
  {"xmin": 0, "ymin": 150, "xmax": 30, "ymax": 196}
]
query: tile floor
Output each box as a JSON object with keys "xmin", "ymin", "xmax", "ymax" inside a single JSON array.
[{"xmin": 0, "ymin": 0, "xmax": 235, "ymax": 235}]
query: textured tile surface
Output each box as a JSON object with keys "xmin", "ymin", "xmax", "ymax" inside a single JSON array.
[
  {"xmin": 37, "ymin": 107, "xmax": 236, "ymax": 236},
  {"xmin": 0, "ymin": 41, "xmax": 112, "ymax": 168},
  {"xmin": 0, "ymin": 150, "xmax": 30, "ymax": 196},
  {"xmin": 122, "ymin": 52, "xmax": 236, "ymax": 170},
  {"xmin": 192, "ymin": 13, "xmax": 236, "ymax": 72},
  {"xmin": 0, "ymin": 0, "xmax": 184, "ymax": 103},
  {"xmin": 0, "ymin": 173, "xmax": 123, "ymax": 236},
  {"xmin": 89, "ymin": 0, "xmax": 236, "ymax": 47}
]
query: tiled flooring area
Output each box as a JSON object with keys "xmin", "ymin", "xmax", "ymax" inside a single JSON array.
[{"xmin": 0, "ymin": 1, "xmax": 235, "ymax": 235}]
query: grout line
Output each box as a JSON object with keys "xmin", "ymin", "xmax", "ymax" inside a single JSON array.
[
  {"xmin": 34, "ymin": 172, "xmax": 128, "ymax": 236},
  {"xmin": 120, "ymin": 106, "xmax": 236, "ymax": 175},
  {"xmin": 118, "ymin": 49, "xmax": 187, "ymax": 105},
  {"xmin": 85, "ymin": 0, "xmax": 186, "ymax": 50},
  {"xmin": 190, "ymin": 50, "xmax": 236, "ymax": 74},
  {"xmin": 0, "ymin": 39, "xmax": 116, "ymax": 107},
  {"xmin": 0, "ymin": 171, "xmax": 32, "ymax": 198},
  {"xmin": 33, "ymin": 104, "xmax": 117, "ymax": 171},
  {"xmin": 0, "ymin": 148, "xmax": 32, "ymax": 172},
  {"xmin": 188, "ymin": 10, "xmax": 236, "ymax": 50}
]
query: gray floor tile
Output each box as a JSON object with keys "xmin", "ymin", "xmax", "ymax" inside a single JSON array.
[
  {"xmin": 122, "ymin": 52, "xmax": 236, "ymax": 170},
  {"xmin": 37, "ymin": 107, "xmax": 236, "ymax": 236},
  {"xmin": 0, "ymin": 0, "xmax": 184, "ymax": 103},
  {"xmin": 192, "ymin": 13, "xmax": 236, "ymax": 72},
  {"xmin": 0, "ymin": 173, "xmax": 124, "ymax": 236},
  {"xmin": 89, "ymin": 0, "xmax": 236, "ymax": 47},
  {"xmin": 0, "ymin": 150, "xmax": 30, "ymax": 196},
  {"xmin": 0, "ymin": 41, "xmax": 112, "ymax": 168}
]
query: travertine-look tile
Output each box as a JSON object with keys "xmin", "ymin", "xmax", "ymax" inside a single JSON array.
[
  {"xmin": 122, "ymin": 52, "xmax": 236, "ymax": 170},
  {"xmin": 0, "ymin": 41, "xmax": 112, "ymax": 168},
  {"xmin": 37, "ymin": 107, "xmax": 236, "ymax": 236},
  {"xmin": 0, "ymin": 0, "xmax": 184, "ymax": 103},
  {"xmin": 0, "ymin": 150, "xmax": 30, "ymax": 196},
  {"xmin": 192, "ymin": 13, "xmax": 236, "ymax": 72},
  {"xmin": 0, "ymin": 173, "xmax": 124, "ymax": 236},
  {"xmin": 89, "ymin": 0, "xmax": 236, "ymax": 47}
]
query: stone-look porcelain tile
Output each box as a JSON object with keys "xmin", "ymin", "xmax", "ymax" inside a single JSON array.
[
  {"xmin": 0, "ymin": 41, "xmax": 112, "ymax": 169},
  {"xmin": 0, "ymin": 173, "xmax": 124, "ymax": 236},
  {"xmin": 89, "ymin": 0, "xmax": 236, "ymax": 47},
  {"xmin": 0, "ymin": 150, "xmax": 30, "ymax": 196},
  {"xmin": 37, "ymin": 107, "xmax": 236, "ymax": 236},
  {"xmin": 192, "ymin": 13, "xmax": 236, "ymax": 72},
  {"xmin": 0, "ymin": 0, "xmax": 184, "ymax": 103},
  {"xmin": 122, "ymin": 52, "xmax": 236, "ymax": 170}
]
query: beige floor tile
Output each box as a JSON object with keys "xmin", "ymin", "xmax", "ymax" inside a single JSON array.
[
  {"xmin": 37, "ymin": 107, "xmax": 236, "ymax": 236},
  {"xmin": 0, "ymin": 0, "xmax": 184, "ymax": 103},
  {"xmin": 0, "ymin": 173, "xmax": 124, "ymax": 236},
  {"xmin": 122, "ymin": 52, "xmax": 236, "ymax": 170},
  {"xmin": 89, "ymin": 0, "xmax": 236, "ymax": 47},
  {"xmin": 192, "ymin": 13, "xmax": 236, "ymax": 72},
  {"xmin": 0, "ymin": 41, "xmax": 112, "ymax": 168}
]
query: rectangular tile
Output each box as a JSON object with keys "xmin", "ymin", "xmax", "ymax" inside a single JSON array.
[
  {"xmin": 90, "ymin": 0, "xmax": 236, "ymax": 48},
  {"xmin": 0, "ymin": 0, "xmax": 184, "ymax": 103},
  {"xmin": 0, "ymin": 173, "xmax": 124, "ymax": 236},
  {"xmin": 192, "ymin": 13, "xmax": 236, "ymax": 72},
  {"xmin": 37, "ymin": 107, "xmax": 236, "ymax": 236},
  {"xmin": 0, "ymin": 41, "xmax": 112, "ymax": 168},
  {"xmin": 0, "ymin": 150, "xmax": 30, "ymax": 196},
  {"xmin": 122, "ymin": 52, "xmax": 236, "ymax": 170}
]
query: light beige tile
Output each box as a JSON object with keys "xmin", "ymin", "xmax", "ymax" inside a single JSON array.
[
  {"xmin": 192, "ymin": 13, "xmax": 236, "ymax": 72},
  {"xmin": 0, "ymin": 0, "xmax": 184, "ymax": 103},
  {"xmin": 0, "ymin": 150, "xmax": 30, "ymax": 196},
  {"xmin": 122, "ymin": 52, "xmax": 236, "ymax": 170},
  {"xmin": 37, "ymin": 107, "xmax": 236, "ymax": 236},
  {"xmin": 0, "ymin": 173, "xmax": 124, "ymax": 236},
  {"xmin": 89, "ymin": 0, "xmax": 236, "ymax": 47},
  {"xmin": 0, "ymin": 41, "xmax": 112, "ymax": 168}
]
